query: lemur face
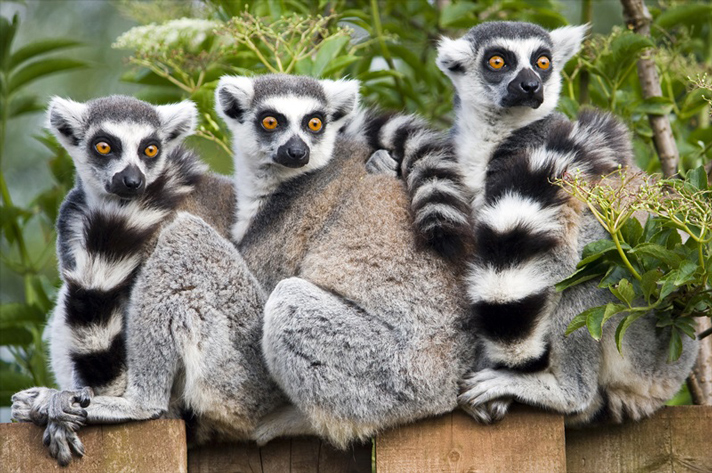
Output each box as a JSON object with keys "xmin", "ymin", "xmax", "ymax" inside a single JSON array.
[
  {"xmin": 437, "ymin": 22, "xmax": 586, "ymax": 116},
  {"xmin": 216, "ymin": 74, "xmax": 359, "ymax": 177},
  {"xmin": 47, "ymin": 96, "xmax": 197, "ymax": 199}
]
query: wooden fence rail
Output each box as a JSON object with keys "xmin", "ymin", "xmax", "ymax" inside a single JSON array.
[{"xmin": 2, "ymin": 406, "xmax": 710, "ymax": 473}]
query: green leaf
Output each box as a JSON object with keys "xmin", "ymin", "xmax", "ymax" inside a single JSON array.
[
  {"xmin": 0, "ymin": 14, "xmax": 19, "ymax": 65},
  {"xmin": 7, "ymin": 93, "xmax": 44, "ymax": 119},
  {"xmin": 614, "ymin": 312, "xmax": 647, "ymax": 354},
  {"xmin": 9, "ymin": 38, "xmax": 82, "ymax": 70},
  {"xmin": 610, "ymin": 279, "xmax": 635, "ymax": 307},
  {"xmin": 439, "ymin": 3, "xmax": 479, "ymax": 28},
  {"xmin": 565, "ymin": 312, "xmax": 588, "ymax": 336},
  {"xmin": 311, "ymin": 35, "xmax": 350, "ymax": 78},
  {"xmin": 654, "ymin": 3, "xmax": 712, "ymax": 29},
  {"xmin": 0, "ymin": 327, "xmax": 33, "ymax": 346},
  {"xmin": 8, "ymin": 58, "xmax": 88, "ymax": 94},
  {"xmin": 659, "ymin": 270, "xmax": 679, "ymax": 299},
  {"xmin": 636, "ymin": 96, "xmax": 674, "ymax": 116},
  {"xmin": 684, "ymin": 165, "xmax": 708, "ymax": 191},
  {"xmin": 322, "ymin": 55, "xmax": 360, "ymax": 78},
  {"xmin": 0, "ymin": 368, "xmax": 34, "ymax": 406},
  {"xmin": 0, "ymin": 303, "xmax": 45, "ymax": 326},
  {"xmin": 556, "ymin": 262, "xmax": 607, "ymax": 292},
  {"xmin": 578, "ymin": 239, "xmax": 618, "ymax": 267},
  {"xmin": 583, "ymin": 306, "xmax": 606, "ymax": 340},
  {"xmin": 620, "ymin": 218, "xmax": 643, "ymax": 246},
  {"xmin": 642, "ymin": 217, "xmax": 664, "ymax": 241},
  {"xmin": 667, "ymin": 327, "xmax": 683, "ymax": 363},
  {"xmin": 629, "ymin": 242, "xmax": 682, "ymax": 268},
  {"xmin": 640, "ymin": 269, "xmax": 662, "ymax": 303},
  {"xmin": 674, "ymin": 261, "xmax": 698, "ymax": 286},
  {"xmin": 599, "ymin": 265, "xmax": 629, "ymax": 288}
]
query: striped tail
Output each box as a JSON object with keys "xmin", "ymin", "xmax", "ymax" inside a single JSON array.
[
  {"xmin": 58, "ymin": 146, "xmax": 205, "ymax": 392},
  {"xmin": 466, "ymin": 110, "xmax": 633, "ymax": 369},
  {"xmin": 347, "ymin": 109, "xmax": 473, "ymax": 259}
]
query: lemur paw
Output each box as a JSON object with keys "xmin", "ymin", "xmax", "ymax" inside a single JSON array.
[
  {"xmin": 366, "ymin": 149, "xmax": 399, "ymax": 177},
  {"xmin": 48, "ymin": 387, "xmax": 93, "ymax": 431},
  {"xmin": 458, "ymin": 369, "xmax": 515, "ymax": 422},
  {"xmin": 43, "ymin": 420, "xmax": 86, "ymax": 467},
  {"xmin": 11, "ymin": 387, "xmax": 57, "ymax": 425}
]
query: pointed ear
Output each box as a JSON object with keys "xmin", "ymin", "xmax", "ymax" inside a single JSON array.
[
  {"xmin": 550, "ymin": 24, "xmax": 587, "ymax": 66},
  {"xmin": 47, "ymin": 97, "xmax": 87, "ymax": 147},
  {"xmin": 155, "ymin": 100, "xmax": 198, "ymax": 143},
  {"xmin": 321, "ymin": 79, "xmax": 360, "ymax": 122},
  {"xmin": 436, "ymin": 37, "xmax": 473, "ymax": 76},
  {"xmin": 215, "ymin": 75, "xmax": 254, "ymax": 124}
]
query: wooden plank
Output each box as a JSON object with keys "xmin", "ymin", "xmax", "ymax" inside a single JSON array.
[
  {"xmin": 566, "ymin": 406, "xmax": 712, "ymax": 473},
  {"xmin": 187, "ymin": 437, "xmax": 371, "ymax": 473},
  {"xmin": 375, "ymin": 406, "xmax": 566, "ymax": 473},
  {"xmin": 0, "ymin": 420, "xmax": 186, "ymax": 473}
]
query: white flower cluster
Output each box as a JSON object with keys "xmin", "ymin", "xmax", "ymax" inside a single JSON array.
[{"xmin": 113, "ymin": 18, "xmax": 221, "ymax": 54}]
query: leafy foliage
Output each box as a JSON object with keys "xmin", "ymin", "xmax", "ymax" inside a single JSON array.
[
  {"xmin": 0, "ymin": 14, "xmax": 84, "ymax": 405},
  {"xmin": 555, "ymin": 167, "xmax": 711, "ymax": 362}
]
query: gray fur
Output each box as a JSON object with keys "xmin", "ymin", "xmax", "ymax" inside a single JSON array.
[{"xmin": 216, "ymin": 75, "xmax": 475, "ymax": 448}]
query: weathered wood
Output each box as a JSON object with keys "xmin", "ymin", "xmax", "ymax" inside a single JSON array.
[
  {"xmin": 187, "ymin": 437, "xmax": 371, "ymax": 473},
  {"xmin": 566, "ymin": 406, "xmax": 712, "ymax": 473},
  {"xmin": 0, "ymin": 420, "xmax": 186, "ymax": 473},
  {"xmin": 375, "ymin": 406, "xmax": 566, "ymax": 473}
]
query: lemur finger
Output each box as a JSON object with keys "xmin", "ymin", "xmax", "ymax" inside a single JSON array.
[
  {"xmin": 77, "ymin": 386, "xmax": 94, "ymax": 408},
  {"xmin": 366, "ymin": 149, "xmax": 399, "ymax": 177},
  {"xmin": 67, "ymin": 431, "xmax": 86, "ymax": 457},
  {"xmin": 46, "ymin": 423, "xmax": 74, "ymax": 467}
]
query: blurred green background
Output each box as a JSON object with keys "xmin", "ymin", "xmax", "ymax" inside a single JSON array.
[{"xmin": 1, "ymin": 0, "xmax": 710, "ymax": 411}]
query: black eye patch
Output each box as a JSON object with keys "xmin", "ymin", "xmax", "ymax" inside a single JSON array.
[
  {"xmin": 530, "ymin": 47, "xmax": 554, "ymax": 82},
  {"xmin": 138, "ymin": 134, "xmax": 161, "ymax": 169},
  {"xmin": 480, "ymin": 48, "xmax": 518, "ymax": 84},
  {"xmin": 254, "ymin": 110, "xmax": 288, "ymax": 135},
  {"xmin": 88, "ymin": 131, "xmax": 122, "ymax": 166}
]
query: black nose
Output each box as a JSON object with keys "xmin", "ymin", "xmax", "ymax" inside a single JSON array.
[
  {"xmin": 275, "ymin": 135, "xmax": 310, "ymax": 168},
  {"xmin": 123, "ymin": 174, "xmax": 142, "ymax": 189},
  {"xmin": 110, "ymin": 165, "xmax": 145, "ymax": 197},
  {"xmin": 520, "ymin": 80, "xmax": 540, "ymax": 94},
  {"xmin": 287, "ymin": 146, "xmax": 307, "ymax": 160}
]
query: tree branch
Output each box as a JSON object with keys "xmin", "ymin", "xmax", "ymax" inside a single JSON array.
[{"xmin": 620, "ymin": 0, "xmax": 679, "ymax": 178}]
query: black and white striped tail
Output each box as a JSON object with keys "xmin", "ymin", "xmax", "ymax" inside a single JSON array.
[
  {"xmin": 56, "ymin": 146, "xmax": 206, "ymax": 392},
  {"xmin": 467, "ymin": 110, "xmax": 633, "ymax": 369},
  {"xmin": 348, "ymin": 109, "xmax": 473, "ymax": 259}
]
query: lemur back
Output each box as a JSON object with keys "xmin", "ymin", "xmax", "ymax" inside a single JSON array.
[
  {"xmin": 215, "ymin": 74, "xmax": 474, "ymax": 448},
  {"xmin": 430, "ymin": 21, "xmax": 697, "ymax": 424}
]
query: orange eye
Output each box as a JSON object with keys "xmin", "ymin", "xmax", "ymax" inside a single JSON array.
[
  {"xmin": 144, "ymin": 145, "xmax": 159, "ymax": 157},
  {"xmin": 262, "ymin": 116, "xmax": 278, "ymax": 130},
  {"xmin": 95, "ymin": 142, "xmax": 111, "ymax": 155},
  {"xmin": 488, "ymin": 55, "xmax": 505, "ymax": 70},
  {"xmin": 536, "ymin": 56, "xmax": 551, "ymax": 70},
  {"xmin": 308, "ymin": 117, "xmax": 322, "ymax": 132}
]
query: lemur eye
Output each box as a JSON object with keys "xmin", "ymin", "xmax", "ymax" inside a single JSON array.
[
  {"xmin": 144, "ymin": 145, "xmax": 159, "ymax": 158},
  {"xmin": 95, "ymin": 142, "xmax": 111, "ymax": 155},
  {"xmin": 262, "ymin": 116, "xmax": 278, "ymax": 131},
  {"xmin": 307, "ymin": 117, "xmax": 323, "ymax": 132},
  {"xmin": 536, "ymin": 56, "xmax": 551, "ymax": 70},
  {"xmin": 488, "ymin": 55, "xmax": 505, "ymax": 70}
]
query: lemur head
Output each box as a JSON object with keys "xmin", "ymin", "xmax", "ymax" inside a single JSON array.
[
  {"xmin": 215, "ymin": 74, "xmax": 359, "ymax": 179},
  {"xmin": 47, "ymin": 95, "xmax": 197, "ymax": 199},
  {"xmin": 437, "ymin": 21, "xmax": 586, "ymax": 123}
]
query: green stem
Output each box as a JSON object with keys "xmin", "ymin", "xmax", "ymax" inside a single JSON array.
[{"xmin": 612, "ymin": 230, "xmax": 642, "ymax": 280}]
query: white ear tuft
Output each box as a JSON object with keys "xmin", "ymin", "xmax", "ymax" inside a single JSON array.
[
  {"xmin": 321, "ymin": 79, "xmax": 360, "ymax": 122},
  {"xmin": 215, "ymin": 75, "xmax": 254, "ymax": 124},
  {"xmin": 550, "ymin": 24, "xmax": 588, "ymax": 67},
  {"xmin": 46, "ymin": 97, "xmax": 87, "ymax": 147},
  {"xmin": 155, "ymin": 100, "xmax": 198, "ymax": 143},
  {"xmin": 436, "ymin": 37, "xmax": 473, "ymax": 76}
]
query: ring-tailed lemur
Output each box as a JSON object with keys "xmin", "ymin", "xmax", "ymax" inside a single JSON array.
[
  {"xmin": 215, "ymin": 74, "xmax": 475, "ymax": 448},
  {"xmin": 430, "ymin": 21, "xmax": 697, "ymax": 423},
  {"xmin": 12, "ymin": 96, "xmax": 284, "ymax": 465}
]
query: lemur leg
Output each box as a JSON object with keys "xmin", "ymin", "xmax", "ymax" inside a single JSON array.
[
  {"xmin": 365, "ymin": 149, "xmax": 399, "ymax": 177},
  {"xmin": 459, "ymin": 283, "xmax": 603, "ymax": 421},
  {"xmin": 261, "ymin": 276, "xmax": 459, "ymax": 449},
  {"xmin": 253, "ymin": 404, "xmax": 317, "ymax": 446},
  {"xmin": 46, "ymin": 213, "xmax": 280, "ymax": 464}
]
